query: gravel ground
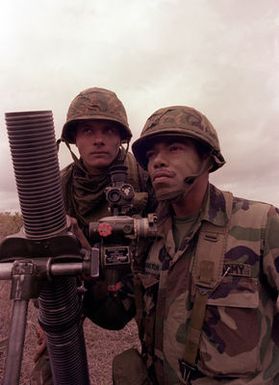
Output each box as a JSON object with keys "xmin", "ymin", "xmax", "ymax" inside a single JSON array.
[{"xmin": 0, "ymin": 281, "xmax": 140, "ymax": 385}]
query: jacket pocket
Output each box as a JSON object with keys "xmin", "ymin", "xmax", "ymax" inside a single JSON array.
[{"xmin": 198, "ymin": 277, "xmax": 261, "ymax": 377}]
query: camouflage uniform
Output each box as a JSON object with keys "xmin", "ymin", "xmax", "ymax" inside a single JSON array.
[
  {"xmin": 136, "ymin": 184, "xmax": 279, "ymax": 384},
  {"xmin": 130, "ymin": 106, "xmax": 279, "ymax": 385}
]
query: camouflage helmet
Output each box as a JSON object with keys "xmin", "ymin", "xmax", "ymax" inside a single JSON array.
[
  {"xmin": 132, "ymin": 105, "xmax": 225, "ymax": 172},
  {"xmin": 61, "ymin": 87, "xmax": 132, "ymax": 144}
]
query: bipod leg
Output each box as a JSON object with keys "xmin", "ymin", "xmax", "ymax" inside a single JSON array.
[
  {"xmin": 3, "ymin": 299, "xmax": 29, "ymax": 385},
  {"xmin": 3, "ymin": 260, "xmax": 38, "ymax": 385}
]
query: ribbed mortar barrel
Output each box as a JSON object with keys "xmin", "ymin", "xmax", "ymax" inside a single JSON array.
[
  {"xmin": 5, "ymin": 110, "xmax": 66, "ymax": 239},
  {"xmin": 39, "ymin": 278, "xmax": 90, "ymax": 385}
]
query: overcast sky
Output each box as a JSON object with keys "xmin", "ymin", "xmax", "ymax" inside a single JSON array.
[{"xmin": 0, "ymin": 0, "xmax": 278, "ymax": 212}]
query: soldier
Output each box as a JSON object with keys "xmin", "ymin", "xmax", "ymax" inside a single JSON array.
[
  {"xmin": 125, "ymin": 105, "xmax": 279, "ymax": 384},
  {"xmin": 30, "ymin": 87, "xmax": 154, "ymax": 385},
  {"xmin": 60, "ymin": 86, "xmax": 151, "ymax": 228}
]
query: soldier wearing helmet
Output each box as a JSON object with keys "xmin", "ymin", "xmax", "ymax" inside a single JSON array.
[
  {"xmin": 111, "ymin": 105, "xmax": 278, "ymax": 385},
  {"xmin": 62, "ymin": 86, "xmax": 132, "ymax": 145},
  {"xmin": 59, "ymin": 87, "xmax": 150, "ymax": 226},
  {"xmin": 132, "ymin": 105, "xmax": 225, "ymax": 204},
  {"xmin": 30, "ymin": 87, "xmax": 155, "ymax": 385}
]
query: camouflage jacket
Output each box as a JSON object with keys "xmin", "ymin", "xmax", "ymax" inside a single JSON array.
[{"xmin": 136, "ymin": 183, "xmax": 279, "ymax": 385}]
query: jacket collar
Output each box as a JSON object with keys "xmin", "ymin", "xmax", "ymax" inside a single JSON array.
[
  {"xmin": 156, "ymin": 183, "xmax": 230, "ymax": 237},
  {"xmin": 202, "ymin": 184, "xmax": 230, "ymax": 227}
]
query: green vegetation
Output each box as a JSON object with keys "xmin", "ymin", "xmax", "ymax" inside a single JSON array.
[{"xmin": 0, "ymin": 212, "xmax": 23, "ymax": 238}]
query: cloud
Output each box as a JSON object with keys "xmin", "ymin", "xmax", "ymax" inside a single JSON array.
[{"xmin": 0, "ymin": 0, "xmax": 278, "ymax": 210}]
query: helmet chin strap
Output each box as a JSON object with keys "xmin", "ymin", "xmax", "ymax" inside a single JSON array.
[
  {"xmin": 57, "ymin": 138, "xmax": 80, "ymax": 164},
  {"xmin": 118, "ymin": 141, "xmax": 130, "ymax": 162},
  {"xmin": 156, "ymin": 156, "xmax": 211, "ymax": 202}
]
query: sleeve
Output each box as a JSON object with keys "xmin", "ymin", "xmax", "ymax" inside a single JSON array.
[
  {"xmin": 263, "ymin": 205, "xmax": 279, "ymax": 347},
  {"xmin": 263, "ymin": 205, "xmax": 279, "ymax": 293}
]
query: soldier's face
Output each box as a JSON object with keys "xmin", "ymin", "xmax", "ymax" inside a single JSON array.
[
  {"xmin": 75, "ymin": 120, "xmax": 121, "ymax": 174},
  {"xmin": 146, "ymin": 138, "xmax": 204, "ymax": 200}
]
